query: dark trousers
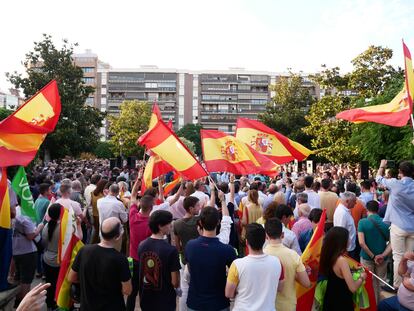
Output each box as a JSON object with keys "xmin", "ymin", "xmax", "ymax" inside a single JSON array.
[
  {"xmin": 378, "ymin": 296, "xmax": 411, "ymax": 311},
  {"xmin": 126, "ymin": 259, "xmax": 140, "ymax": 311},
  {"xmin": 43, "ymin": 261, "xmax": 60, "ymax": 308},
  {"xmin": 0, "ymin": 228, "xmax": 12, "ymax": 291}
]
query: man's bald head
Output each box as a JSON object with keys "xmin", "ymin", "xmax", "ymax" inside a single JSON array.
[
  {"xmin": 101, "ymin": 217, "xmax": 122, "ymax": 241},
  {"xmin": 268, "ymin": 183, "xmax": 277, "ymax": 194}
]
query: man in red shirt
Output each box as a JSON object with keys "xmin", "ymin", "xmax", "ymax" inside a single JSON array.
[{"xmin": 126, "ymin": 194, "xmax": 153, "ymax": 311}]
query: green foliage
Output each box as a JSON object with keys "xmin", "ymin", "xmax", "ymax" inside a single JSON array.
[
  {"xmin": 0, "ymin": 107, "xmax": 12, "ymax": 121},
  {"xmin": 6, "ymin": 34, "xmax": 104, "ymax": 159},
  {"xmin": 259, "ymin": 73, "xmax": 314, "ymax": 146},
  {"xmin": 93, "ymin": 141, "xmax": 114, "ymax": 159},
  {"xmin": 179, "ymin": 136, "xmax": 196, "ymax": 155},
  {"xmin": 348, "ymin": 45, "xmax": 397, "ymax": 98},
  {"xmin": 108, "ymin": 100, "xmax": 151, "ymax": 158},
  {"xmin": 349, "ymin": 73, "xmax": 414, "ymax": 166},
  {"xmin": 176, "ymin": 123, "xmax": 203, "ymax": 156},
  {"xmin": 303, "ymin": 95, "xmax": 360, "ymax": 163},
  {"xmin": 304, "ymin": 45, "xmax": 411, "ymax": 164}
]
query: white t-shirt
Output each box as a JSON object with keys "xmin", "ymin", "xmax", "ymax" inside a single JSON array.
[
  {"xmin": 227, "ymin": 254, "xmax": 283, "ymax": 311},
  {"xmin": 304, "ymin": 189, "xmax": 321, "ymax": 209},
  {"xmin": 334, "ymin": 203, "xmax": 356, "ymax": 252},
  {"xmin": 190, "ymin": 190, "xmax": 209, "ymax": 207}
]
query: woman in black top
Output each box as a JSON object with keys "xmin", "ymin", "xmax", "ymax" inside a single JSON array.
[{"xmin": 319, "ymin": 227, "xmax": 367, "ymax": 311}]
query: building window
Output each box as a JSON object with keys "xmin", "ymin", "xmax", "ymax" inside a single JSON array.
[
  {"xmin": 85, "ymin": 97, "xmax": 94, "ymax": 105},
  {"xmin": 82, "ymin": 67, "xmax": 95, "ymax": 73},
  {"xmin": 82, "ymin": 77, "xmax": 95, "ymax": 84},
  {"xmin": 145, "ymin": 82, "xmax": 158, "ymax": 88}
]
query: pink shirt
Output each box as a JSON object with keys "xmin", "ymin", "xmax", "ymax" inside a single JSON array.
[
  {"xmin": 129, "ymin": 204, "xmax": 151, "ymax": 261},
  {"xmin": 291, "ymin": 217, "xmax": 313, "ymax": 239}
]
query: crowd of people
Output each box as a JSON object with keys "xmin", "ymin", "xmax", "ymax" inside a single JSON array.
[{"xmin": 2, "ymin": 158, "xmax": 414, "ymax": 311}]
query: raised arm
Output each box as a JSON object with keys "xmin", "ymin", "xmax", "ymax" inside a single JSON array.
[{"xmin": 229, "ymin": 174, "xmax": 235, "ymax": 204}]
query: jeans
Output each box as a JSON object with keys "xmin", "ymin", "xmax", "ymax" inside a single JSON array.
[
  {"xmin": 126, "ymin": 259, "xmax": 140, "ymax": 311},
  {"xmin": 0, "ymin": 228, "xmax": 12, "ymax": 291},
  {"xmin": 360, "ymin": 258, "xmax": 387, "ymax": 303},
  {"xmin": 378, "ymin": 296, "xmax": 411, "ymax": 311},
  {"xmin": 390, "ymin": 224, "xmax": 414, "ymax": 287}
]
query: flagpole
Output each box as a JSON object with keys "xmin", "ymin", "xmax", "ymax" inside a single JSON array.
[
  {"xmin": 367, "ymin": 270, "xmax": 395, "ymax": 291},
  {"xmin": 208, "ymin": 175, "xmax": 220, "ymax": 192}
]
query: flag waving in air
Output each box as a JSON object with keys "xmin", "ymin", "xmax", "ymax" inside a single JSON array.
[
  {"xmin": 138, "ymin": 119, "xmax": 208, "ymax": 181},
  {"xmin": 141, "ymin": 154, "xmax": 174, "ymax": 193},
  {"xmin": 235, "ymin": 118, "xmax": 312, "ymax": 164},
  {"xmin": 0, "ymin": 80, "xmax": 61, "ymax": 167},
  {"xmin": 11, "ymin": 166, "xmax": 36, "ymax": 223},
  {"xmin": 336, "ymin": 41, "xmax": 414, "ymax": 127},
  {"xmin": 0, "ymin": 168, "xmax": 11, "ymax": 229},
  {"xmin": 201, "ymin": 129, "xmax": 279, "ymax": 176},
  {"xmin": 296, "ymin": 209, "xmax": 326, "ymax": 311}
]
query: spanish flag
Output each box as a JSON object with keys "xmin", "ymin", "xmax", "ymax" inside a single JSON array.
[
  {"xmin": 296, "ymin": 209, "xmax": 326, "ymax": 311},
  {"xmin": 164, "ymin": 174, "xmax": 182, "ymax": 196},
  {"xmin": 148, "ymin": 103, "xmax": 162, "ymax": 131},
  {"xmin": 235, "ymin": 118, "xmax": 312, "ymax": 164},
  {"xmin": 201, "ymin": 129, "xmax": 279, "ymax": 176},
  {"xmin": 0, "ymin": 80, "xmax": 61, "ymax": 167},
  {"xmin": 335, "ymin": 88, "xmax": 410, "ymax": 127},
  {"xmin": 55, "ymin": 234, "xmax": 84, "ymax": 310},
  {"xmin": 0, "ymin": 168, "xmax": 11, "ymax": 229},
  {"xmin": 138, "ymin": 119, "xmax": 207, "ymax": 181},
  {"xmin": 141, "ymin": 154, "xmax": 174, "ymax": 193},
  {"xmin": 403, "ymin": 40, "xmax": 414, "ymax": 113}
]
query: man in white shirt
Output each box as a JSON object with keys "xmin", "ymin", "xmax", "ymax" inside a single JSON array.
[
  {"xmin": 97, "ymin": 184, "xmax": 128, "ymax": 252},
  {"xmin": 334, "ymin": 191, "xmax": 357, "ymax": 259},
  {"xmin": 304, "ymin": 176, "xmax": 321, "ymax": 209},
  {"xmin": 190, "ymin": 180, "xmax": 209, "ymax": 208},
  {"xmin": 226, "ymin": 223, "xmax": 284, "ymax": 311},
  {"xmin": 276, "ymin": 204, "xmax": 302, "ymax": 255}
]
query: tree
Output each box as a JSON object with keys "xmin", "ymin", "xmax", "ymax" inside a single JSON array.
[
  {"xmin": 179, "ymin": 136, "xmax": 196, "ymax": 155},
  {"xmin": 303, "ymin": 95, "xmax": 360, "ymax": 163},
  {"xmin": 108, "ymin": 100, "xmax": 151, "ymax": 158},
  {"xmin": 0, "ymin": 107, "xmax": 12, "ymax": 121},
  {"xmin": 6, "ymin": 34, "xmax": 104, "ymax": 159},
  {"xmin": 176, "ymin": 123, "xmax": 203, "ymax": 156},
  {"xmin": 259, "ymin": 73, "xmax": 314, "ymax": 146},
  {"xmin": 348, "ymin": 45, "xmax": 397, "ymax": 98},
  {"xmin": 349, "ymin": 73, "xmax": 414, "ymax": 165},
  {"xmin": 93, "ymin": 141, "xmax": 114, "ymax": 159}
]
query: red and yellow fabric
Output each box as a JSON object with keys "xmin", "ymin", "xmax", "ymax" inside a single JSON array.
[
  {"xmin": 55, "ymin": 235, "xmax": 83, "ymax": 310},
  {"xmin": 0, "ymin": 80, "xmax": 61, "ymax": 167},
  {"xmin": 138, "ymin": 119, "xmax": 208, "ymax": 181},
  {"xmin": 148, "ymin": 103, "xmax": 162, "ymax": 131},
  {"xmin": 345, "ymin": 256, "xmax": 377, "ymax": 311},
  {"xmin": 403, "ymin": 40, "xmax": 414, "ymax": 114},
  {"xmin": 201, "ymin": 129, "xmax": 279, "ymax": 176},
  {"xmin": 0, "ymin": 168, "xmax": 11, "ymax": 229},
  {"xmin": 141, "ymin": 154, "xmax": 174, "ymax": 193},
  {"xmin": 336, "ymin": 88, "xmax": 410, "ymax": 127},
  {"xmin": 296, "ymin": 209, "xmax": 327, "ymax": 311},
  {"xmin": 163, "ymin": 174, "xmax": 181, "ymax": 196},
  {"xmin": 235, "ymin": 118, "xmax": 312, "ymax": 164}
]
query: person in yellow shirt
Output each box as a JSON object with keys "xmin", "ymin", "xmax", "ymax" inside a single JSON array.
[{"xmin": 264, "ymin": 217, "xmax": 311, "ymax": 311}]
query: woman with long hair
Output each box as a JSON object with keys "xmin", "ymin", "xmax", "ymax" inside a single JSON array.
[
  {"xmin": 256, "ymin": 201, "xmax": 278, "ymax": 225},
  {"xmin": 42, "ymin": 203, "xmax": 64, "ymax": 310},
  {"xmin": 319, "ymin": 227, "xmax": 366, "ymax": 311},
  {"xmin": 91, "ymin": 179, "xmax": 107, "ymax": 243}
]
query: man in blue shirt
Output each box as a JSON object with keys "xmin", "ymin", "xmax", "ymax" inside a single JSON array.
[
  {"xmin": 376, "ymin": 160, "xmax": 414, "ymax": 288},
  {"xmin": 185, "ymin": 206, "xmax": 237, "ymax": 311}
]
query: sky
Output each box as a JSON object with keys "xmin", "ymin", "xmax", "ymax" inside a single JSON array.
[{"xmin": 1, "ymin": 0, "xmax": 414, "ymax": 92}]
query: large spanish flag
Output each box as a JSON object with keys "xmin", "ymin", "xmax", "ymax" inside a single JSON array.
[
  {"xmin": 235, "ymin": 118, "xmax": 312, "ymax": 164},
  {"xmin": 148, "ymin": 103, "xmax": 162, "ymax": 131},
  {"xmin": 403, "ymin": 40, "xmax": 414, "ymax": 114},
  {"xmin": 336, "ymin": 88, "xmax": 410, "ymax": 127},
  {"xmin": 296, "ymin": 209, "xmax": 326, "ymax": 311},
  {"xmin": 0, "ymin": 168, "xmax": 11, "ymax": 229},
  {"xmin": 0, "ymin": 80, "xmax": 61, "ymax": 167},
  {"xmin": 55, "ymin": 234, "xmax": 84, "ymax": 310},
  {"xmin": 138, "ymin": 119, "xmax": 208, "ymax": 180},
  {"xmin": 201, "ymin": 129, "xmax": 279, "ymax": 176}
]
